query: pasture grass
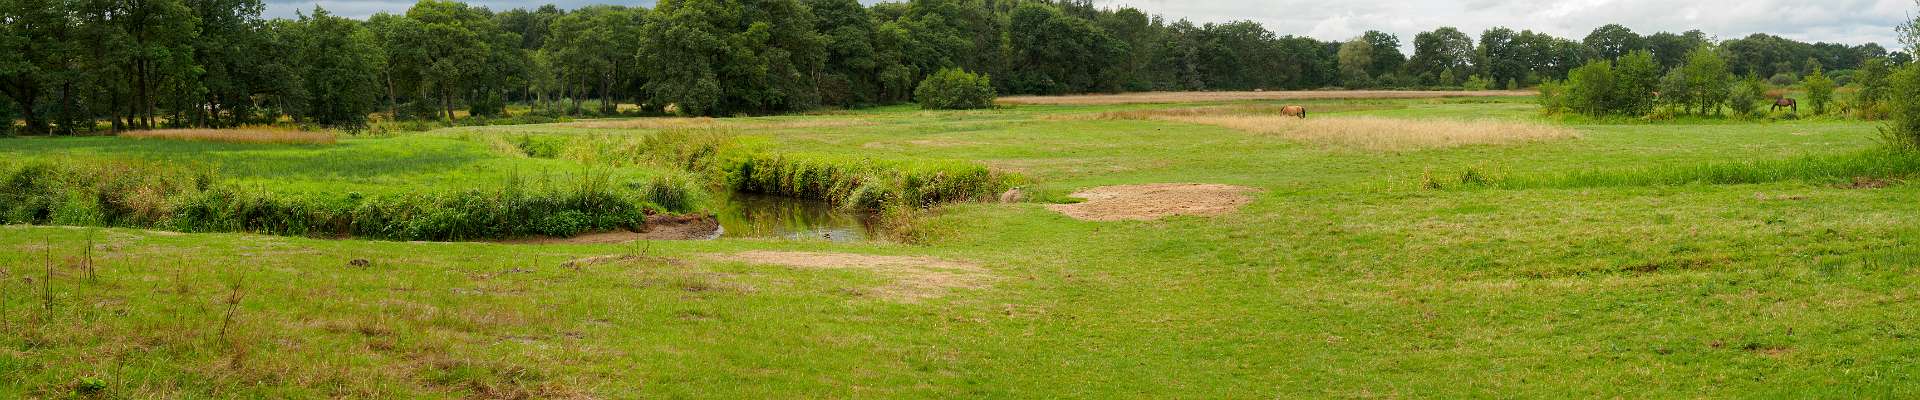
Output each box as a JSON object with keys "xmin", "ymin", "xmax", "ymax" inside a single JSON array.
[{"xmin": 4, "ymin": 94, "xmax": 1920, "ymax": 397}]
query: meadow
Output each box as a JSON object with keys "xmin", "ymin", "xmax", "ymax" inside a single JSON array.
[{"xmin": 3, "ymin": 92, "xmax": 1919, "ymax": 398}]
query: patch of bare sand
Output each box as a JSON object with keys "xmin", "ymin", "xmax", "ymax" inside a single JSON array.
[
  {"xmin": 1047, "ymin": 183, "xmax": 1258, "ymax": 221},
  {"xmin": 709, "ymin": 251, "xmax": 990, "ymax": 302}
]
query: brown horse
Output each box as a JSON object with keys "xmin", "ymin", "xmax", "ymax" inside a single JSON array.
[
  {"xmin": 1771, "ymin": 98, "xmax": 1797, "ymax": 114},
  {"xmin": 1280, "ymin": 105, "xmax": 1307, "ymax": 119}
]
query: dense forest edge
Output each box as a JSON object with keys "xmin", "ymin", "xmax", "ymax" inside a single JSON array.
[{"xmin": 1, "ymin": 0, "xmax": 1912, "ymax": 134}]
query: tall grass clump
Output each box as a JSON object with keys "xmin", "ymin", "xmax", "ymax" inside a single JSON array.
[
  {"xmin": 559, "ymin": 128, "xmax": 737, "ymax": 176},
  {"xmin": 1489, "ymin": 149, "xmax": 1920, "ymax": 189},
  {"xmin": 0, "ymin": 159, "xmax": 700, "ymax": 241},
  {"xmin": 727, "ymin": 151, "xmax": 1014, "ymax": 211}
]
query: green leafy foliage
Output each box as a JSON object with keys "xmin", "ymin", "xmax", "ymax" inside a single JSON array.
[
  {"xmin": 1804, "ymin": 64, "xmax": 1836, "ymax": 115},
  {"xmin": 1727, "ymin": 74, "xmax": 1767, "ymax": 117},
  {"xmin": 914, "ymin": 68, "xmax": 996, "ymax": 110},
  {"xmin": 1883, "ymin": 64, "xmax": 1920, "ymax": 148}
]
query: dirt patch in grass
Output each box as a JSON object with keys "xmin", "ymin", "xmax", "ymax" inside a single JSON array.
[
  {"xmin": 1159, "ymin": 115, "xmax": 1577, "ymax": 151},
  {"xmin": 1839, "ymin": 177, "xmax": 1896, "ymax": 189},
  {"xmin": 561, "ymin": 117, "xmax": 872, "ymax": 130},
  {"xmin": 999, "ymin": 90, "xmax": 1532, "ymax": 105},
  {"xmin": 122, "ymin": 128, "xmax": 337, "ymax": 145},
  {"xmin": 502, "ymin": 215, "xmax": 720, "ymax": 244},
  {"xmin": 1046, "ymin": 183, "xmax": 1258, "ymax": 221},
  {"xmin": 709, "ymin": 251, "xmax": 990, "ymax": 302}
]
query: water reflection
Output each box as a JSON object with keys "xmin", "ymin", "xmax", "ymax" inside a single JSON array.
[{"xmin": 714, "ymin": 192, "xmax": 882, "ymax": 242}]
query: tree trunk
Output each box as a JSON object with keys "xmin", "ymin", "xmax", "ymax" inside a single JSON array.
[
  {"xmin": 385, "ymin": 72, "xmax": 398, "ymax": 119},
  {"xmin": 442, "ymin": 87, "xmax": 455, "ymax": 122}
]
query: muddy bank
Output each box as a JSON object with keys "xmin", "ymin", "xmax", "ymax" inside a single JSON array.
[{"xmin": 500, "ymin": 214, "xmax": 721, "ymax": 244}]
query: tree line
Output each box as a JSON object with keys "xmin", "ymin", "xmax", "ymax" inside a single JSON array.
[{"xmin": 1, "ymin": 0, "xmax": 1909, "ymax": 134}]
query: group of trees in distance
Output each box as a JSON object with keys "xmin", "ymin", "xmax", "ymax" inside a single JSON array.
[{"xmin": 0, "ymin": 0, "xmax": 1910, "ymax": 135}]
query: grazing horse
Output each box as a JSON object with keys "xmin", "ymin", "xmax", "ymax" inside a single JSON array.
[
  {"xmin": 1280, "ymin": 105, "xmax": 1307, "ymax": 119},
  {"xmin": 1771, "ymin": 98, "xmax": 1798, "ymax": 114}
]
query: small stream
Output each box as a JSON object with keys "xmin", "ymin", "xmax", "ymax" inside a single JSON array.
[{"xmin": 712, "ymin": 192, "xmax": 883, "ymax": 242}]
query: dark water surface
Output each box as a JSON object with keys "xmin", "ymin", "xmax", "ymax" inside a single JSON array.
[{"xmin": 712, "ymin": 192, "xmax": 882, "ymax": 242}]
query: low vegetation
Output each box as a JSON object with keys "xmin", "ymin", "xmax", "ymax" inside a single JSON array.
[
  {"xmin": 121, "ymin": 128, "xmax": 339, "ymax": 145},
  {"xmin": 914, "ymin": 68, "xmax": 997, "ymax": 110},
  {"xmin": 0, "ymin": 158, "xmax": 697, "ymax": 241}
]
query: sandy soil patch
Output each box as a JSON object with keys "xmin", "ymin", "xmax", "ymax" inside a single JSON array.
[
  {"xmin": 709, "ymin": 251, "xmax": 990, "ymax": 302},
  {"xmin": 1047, "ymin": 183, "xmax": 1258, "ymax": 221},
  {"xmin": 999, "ymin": 90, "xmax": 1533, "ymax": 105}
]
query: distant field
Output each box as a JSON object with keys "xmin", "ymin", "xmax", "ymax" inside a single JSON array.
[
  {"xmin": 5, "ymin": 94, "xmax": 1920, "ymax": 397},
  {"xmin": 997, "ymin": 89, "xmax": 1535, "ymax": 105}
]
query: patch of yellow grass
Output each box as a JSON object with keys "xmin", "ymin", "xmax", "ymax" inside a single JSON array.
[
  {"xmin": 1159, "ymin": 115, "xmax": 1577, "ymax": 151},
  {"xmin": 562, "ymin": 117, "xmax": 872, "ymax": 130},
  {"xmin": 999, "ymin": 90, "xmax": 1534, "ymax": 105},
  {"xmin": 1046, "ymin": 103, "xmax": 1406, "ymax": 121},
  {"xmin": 121, "ymin": 127, "xmax": 337, "ymax": 145}
]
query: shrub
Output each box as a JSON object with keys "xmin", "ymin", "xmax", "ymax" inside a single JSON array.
[
  {"xmin": 1612, "ymin": 51, "xmax": 1661, "ymax": 116},
  {"xmin": 1857, "ymin": 58, "xmax": 1892, "ymax": 112},
  {"xmin": 1728, "ymin": 75, "xmax": 1767, "ymax": 118},
  {"xmin": 1462, "ymin": 75, "xmax": 1491, "ymax": 91},
  {"xmin": 1804, "ymin": 64, "xmax": 1836, "ymax": 115},
  {"xmin": 1882, "ymin": 65, "xmax": 1920, "ymax": 149},
  {"xmin": 1563, "ymin": 61, "xmax": 1615, "ymax": 116},
  {"xmin": 914, "ymin": 68, "xmax": 996, "ymax": 110},
  {"xmin": 1536, "ymin": 81, "xmax": 1566, "ymax": 115},
  {"xmin": 1769, "ymin": 73, "xmax": 1798, "ymax": 86}
]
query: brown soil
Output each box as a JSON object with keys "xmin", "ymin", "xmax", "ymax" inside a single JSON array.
[
  {"xmin": 500, "ymin": 214, "xmax": 720, "ymax": 244},
  {"xmin": 1840, "ymin": 177, "xmax": 1895, "ymax": 189},
  {"xmin": 1046, "ymin": 183, "xmax": 1258, "ymax": 221},
  {"xmin": 709, "ymin": 251, "xmax": 990, "ymax": 302}
]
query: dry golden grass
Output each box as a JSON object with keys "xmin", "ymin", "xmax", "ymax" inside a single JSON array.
[
  {"xmin": 561, "ymin": 117, "xmax": 873, "ymax": 130},
  {"xmin": 998, "ymin": 90, "xmax": 1534, "ymax": 105},
  {"xmin": 121, "ymin": 127, "xmax": 337, "ymax": 145},
  {"xmin": 1159, "ymin": 115, "xmax": 1578, "ymax": 151},
  {"xmin": 1046, "ymin": 103, "xmax": 1406, "ymax": 121}
]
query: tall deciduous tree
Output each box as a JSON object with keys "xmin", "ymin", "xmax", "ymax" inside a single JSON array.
[
  {"xmin": 1005, "ymin": 2, "xmax": 1124, "ymax": 94},
  {"xmin": 1409, "ymin": 27, "xmax": 1475, "ymax": 85},
  {"xmin": 641, "ymin": 0, "xmax": 825, "ymax": 116},
  {"xmin": 1583, "ymin": 24, "xmax": 1644, "ymax": 62},
  {"xmin": 1337, "ymin": 37, "xmax": 1374, "ymax": 87},
  {"xmin": 288, "ymin": 7, "xmax": 383, "ymax": 130}
]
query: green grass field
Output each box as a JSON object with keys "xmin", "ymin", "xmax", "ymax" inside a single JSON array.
[{"xmin": 4, "ymin": 95, "xmax": 1919, "ymax": 398}]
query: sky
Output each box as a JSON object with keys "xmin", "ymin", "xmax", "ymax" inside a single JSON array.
[{"xmin": 265, "ymin": 0, "xmax": 1915, "ymax": 51}]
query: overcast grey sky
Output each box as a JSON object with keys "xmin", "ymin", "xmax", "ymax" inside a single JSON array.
[{"xmin": 266, "ymin": 0, "xmax": 1913, "ymax": 50}]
